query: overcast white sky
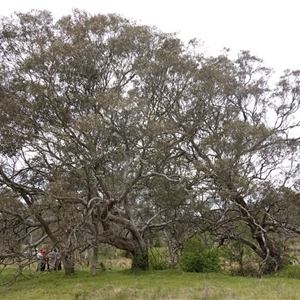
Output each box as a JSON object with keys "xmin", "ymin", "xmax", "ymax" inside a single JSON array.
[{"xmin": 1, "ymin": 0, "xmax": 299, "ymax": 78}]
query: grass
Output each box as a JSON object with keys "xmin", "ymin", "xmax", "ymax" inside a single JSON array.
[{"xmin": 1, "ymin": 266, "xmax": 300, "ymax": 300}]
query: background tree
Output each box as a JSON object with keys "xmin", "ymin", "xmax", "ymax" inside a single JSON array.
[{"xmin": 168, "ymin": 50, "xmax": 300, "ymax": 274}]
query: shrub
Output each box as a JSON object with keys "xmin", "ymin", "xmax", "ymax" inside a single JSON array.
[
  {"xmin": 276, "ymin": 264, "xmax": 300, "ymax": 278},
  {"xmin": 180, "ymin": 237, "xmax": 220, "ymax": 273}
]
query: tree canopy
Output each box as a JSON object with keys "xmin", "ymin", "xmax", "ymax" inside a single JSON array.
[{"xmin": 1, "ymin": 9, "xmax": 300, "ymax": 276}]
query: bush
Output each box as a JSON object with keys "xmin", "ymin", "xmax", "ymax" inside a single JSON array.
[
  {"xmin": 276, "ymin": 264, "xmax": 300, "ymax": 278},
  {"xmin": 180, "ymin": 237, "xmax": 220, "ymax": 273}
]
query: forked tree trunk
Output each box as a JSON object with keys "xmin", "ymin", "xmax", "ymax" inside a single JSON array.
[
  {"xmin": 260, "ymin": 255, "xmax": 284, "ymax": 275},
  {"xmin": 257, "ymin": 242, "xmax": 285, "ymax": 275},
  {"xmin": 231, "ymin": 192, "xmax": 285, "ymax": 275},
  {"xmin": 100, "ymin": 212, "xmax": 150, "ymax": 270}
]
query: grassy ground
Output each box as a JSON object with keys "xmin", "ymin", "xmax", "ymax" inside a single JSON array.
[{"xmin": 1, "ymin": 265, "xmax": 300, "ymax": 300}]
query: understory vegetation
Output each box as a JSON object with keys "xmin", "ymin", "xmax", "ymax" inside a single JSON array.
[
  {"xmin": 2, "ymin": 264, "xmax": 300, "ymax": 300},
  {"xmin": 1, "ymin": 237, "xmax": 300, "ymax": 299},
  {"xmin": 2, "ymin": 238, "xmax": 300, "ymax": 286}
]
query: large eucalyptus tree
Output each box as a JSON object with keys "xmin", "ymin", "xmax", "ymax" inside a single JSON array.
[
  {"xmin": 1, "ymin": 9, "xmax": 300, "ymax": 277},
  {"xmin": 0, "ymin": 9, "xmax": 196, "ymax": 274}
]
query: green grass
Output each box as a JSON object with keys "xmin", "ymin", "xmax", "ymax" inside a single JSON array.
[{"xmin": 1, "ymin": 267, "xmax": 300, "ymax": 300}]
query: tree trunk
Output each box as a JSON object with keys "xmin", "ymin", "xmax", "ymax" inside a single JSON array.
[
  {"xmin": 260, "ymin": 256, "xmax": 284, "ymax": 275},
  {"xmin": 231, "ymin": 193, "xmax": 285, "ymax": 275},
  {"xmin": 61, "ymin": 250, "xmax": 75, "ymax": 275},
  {"xmin": 90, "ymin": 246, "xmax": 98, "ymax": 275},
  {"xmin": 90, "ymin": 210, "xmax": 100, "ymax": 275},
  {"xmin": 100, "ymin": 213, "xmax": 150, "ymax": 270}
]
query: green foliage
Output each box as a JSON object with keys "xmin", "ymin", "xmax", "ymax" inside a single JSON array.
[
  {"xmin": 131, "ymin": 253, "xmax": 149, "ymax": 270},
  {"xmin": 219, "ymin": 240, "xmax": 259, "ymax": 277},
  {"xmin": 148, "ymin": 247, "xmax": 169, "ymax": 270},
  {"xmin": 276, "ymin": 265, "xmax": 300, "ymax": 278},
  {"xmin": 180, "ymin": 237, "xmax": 220, "ymax": 273},
  {"xmin": 3, "ymin": 267, "xmax": 300, "ymax": 300}
]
